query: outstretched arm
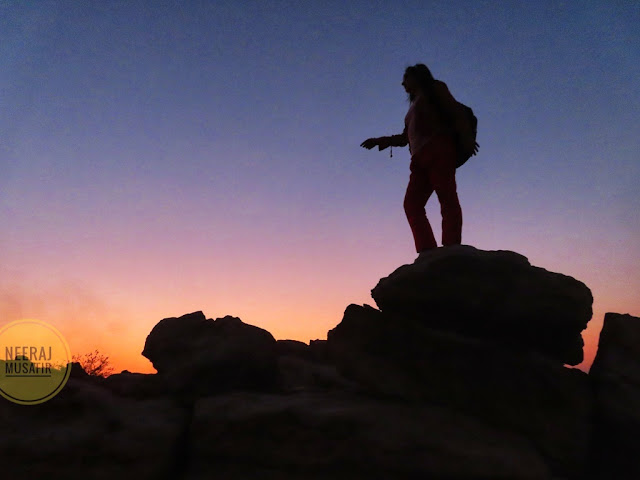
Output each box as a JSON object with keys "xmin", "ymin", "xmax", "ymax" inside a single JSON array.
[
  {"xmin": 360, "ymin": 125, "xmax": 408, "ymax": 151},
  {"xmin": 387, "ymin": 124, "xmax": 408, "ymax": 147}
]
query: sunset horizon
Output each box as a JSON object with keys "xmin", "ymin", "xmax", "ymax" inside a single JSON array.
[{"xmin": 1, "ymin": 241, "xmax": 621, "ymax": 375}]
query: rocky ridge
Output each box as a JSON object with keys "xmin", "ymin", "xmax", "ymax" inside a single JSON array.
[{"xmin": 1, "ymin": 245, "xmax": 637, "ymax": 479}]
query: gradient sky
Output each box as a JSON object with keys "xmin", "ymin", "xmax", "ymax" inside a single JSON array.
[{"xmin": 1, "ymin": 1, "xmax": 638, "ymax": 373}]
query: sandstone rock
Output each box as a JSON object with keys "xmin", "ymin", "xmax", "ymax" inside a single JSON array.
[
  {"xmin": 589, "ymin": 312, "xmax": 640, "ymax": 479},
  {"xmin": 327, "ymin": 303, "xmax": 592, "ymax": 479},
  {"xmin": 187, "ymin": 391, "xmax": 552, "ymax": 479},
  {"xmin": 371, "ymin": 244, "xmax": 592, "ymax": 365},
  {"xmin": 142, "ymin": 311, "xmax": 278, "ymax": 395}
]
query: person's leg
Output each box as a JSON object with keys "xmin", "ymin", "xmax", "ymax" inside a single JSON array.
[
  {"xmin": 428, "ymin": 135, "xmax": 462, "ymax": 246},
  {"xmin": 403, "ymin": 152, "xmax": 437, "ymax": 253}
]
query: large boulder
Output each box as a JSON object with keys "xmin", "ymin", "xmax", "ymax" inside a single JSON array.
[
  {"xmin": 142, "ymin": 311, "xmax": 278, "ymax": 394},
  {"xmin": 589, "ymin": 312, "xmax": 640, "ymax": 478},
  {"xmin": 188, "ymin": 391, "xmax": 552, "ymax": 479},
  {"xmin": 371, "ymin": 244, "xmax": 592, "ymax": 365},
  {"xmin": 327, "ymin": 303, "xmax": 593, "ymax": 479}
]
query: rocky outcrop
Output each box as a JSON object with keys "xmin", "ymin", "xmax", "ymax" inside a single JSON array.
[
  {"xmin": 1, "ymin": 378, "xmax": 552, "ymax": 480},
  {"xmin": 371, "ymin": 245, "xmax": 592, "ymax": 365},
  {"xmin": 142, "ymin": 311, "xmax": 279, "ymax": 395},
  {"xmin": 1, "ymin": 246, "xmax": 637, "ymax": 479},
  {"xmin": 589, "ymin": 312, "xmax": 640, "ymax": 478},
  {"xmin": 189, "ymin": 391, "xmax": 551, "ymax": 479},
  {"xmin": 0, "ymin": 377, "xmax": 188, "ymax": 479},
  {"xmin": 326, "ymin": 303, "xmax": 592, "ymax": 478}
]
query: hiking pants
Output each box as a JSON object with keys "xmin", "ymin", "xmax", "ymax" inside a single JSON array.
[{"xmin": 403, "ymin": 133, "xmax": 462, "ymax": 253}]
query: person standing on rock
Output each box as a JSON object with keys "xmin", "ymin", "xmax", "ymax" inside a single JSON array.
[{"xmin": 361, "ymin": 64, "xmax": 472, "ymax": 259}]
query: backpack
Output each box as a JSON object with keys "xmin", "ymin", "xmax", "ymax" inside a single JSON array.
[
  {"xmin": 431, "ymin": 83, "xmax": 479, "ymax": 168},
  {"xmin": 452, "ymin": 103, "xmax": 478, "ymax": 168}
]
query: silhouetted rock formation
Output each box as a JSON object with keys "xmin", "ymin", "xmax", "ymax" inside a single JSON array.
[
  {"xmin": 326, "ymin": 304, "xmax": 592, "ymax": 477},
  {"xmin": 371, "ymin": 245, "xmax": 592, "ymax": 365},
  {"xmin": 142, "ymin": 311, "xmax": 279, "ymax": 395},
  {"xmin": 1, "ymin": 246, "xmax": 637, "ymax": 479},
  {"xmin": 1, "ymin": 378, "xmax": 187, "ymax": 479},
  {"xmin": 189, "ymin": 391, "xmax": 552, "ymax": 479},
  {"xmin": 589, "ymin": 312, "xmax": 640, "ymax": 478}
]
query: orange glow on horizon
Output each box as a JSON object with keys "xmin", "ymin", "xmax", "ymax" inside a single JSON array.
[
  {"xmin": 1, "ymin": 243, "xmax": 635, "ymax": 376},
  {"xmin": 0, "ymin": 291, "xmax": 617, "ymax": 376}
]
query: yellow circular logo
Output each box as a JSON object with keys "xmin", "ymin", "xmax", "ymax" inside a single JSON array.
[{"xmin": 0, "ymin": 319, "xmax": 72, "ymax": 405}]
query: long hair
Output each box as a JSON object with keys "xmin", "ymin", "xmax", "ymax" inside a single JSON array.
[{"xmin": 404, "ymin": 63, "xmax": 435, "ymax": 103}]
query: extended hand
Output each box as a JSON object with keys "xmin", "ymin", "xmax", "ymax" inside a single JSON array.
[
  {"xmin": 360, "ymin": 137, "xmax": 380, "ymax": 150},
  {"xmin": 360, "ymin": 137, "xmax": 391, "ymax": 151}
]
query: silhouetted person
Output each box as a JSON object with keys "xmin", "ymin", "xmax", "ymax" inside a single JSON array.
[{"xmin": 361, "ymin": 64, "xmax": 472, "ymax": 260}]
